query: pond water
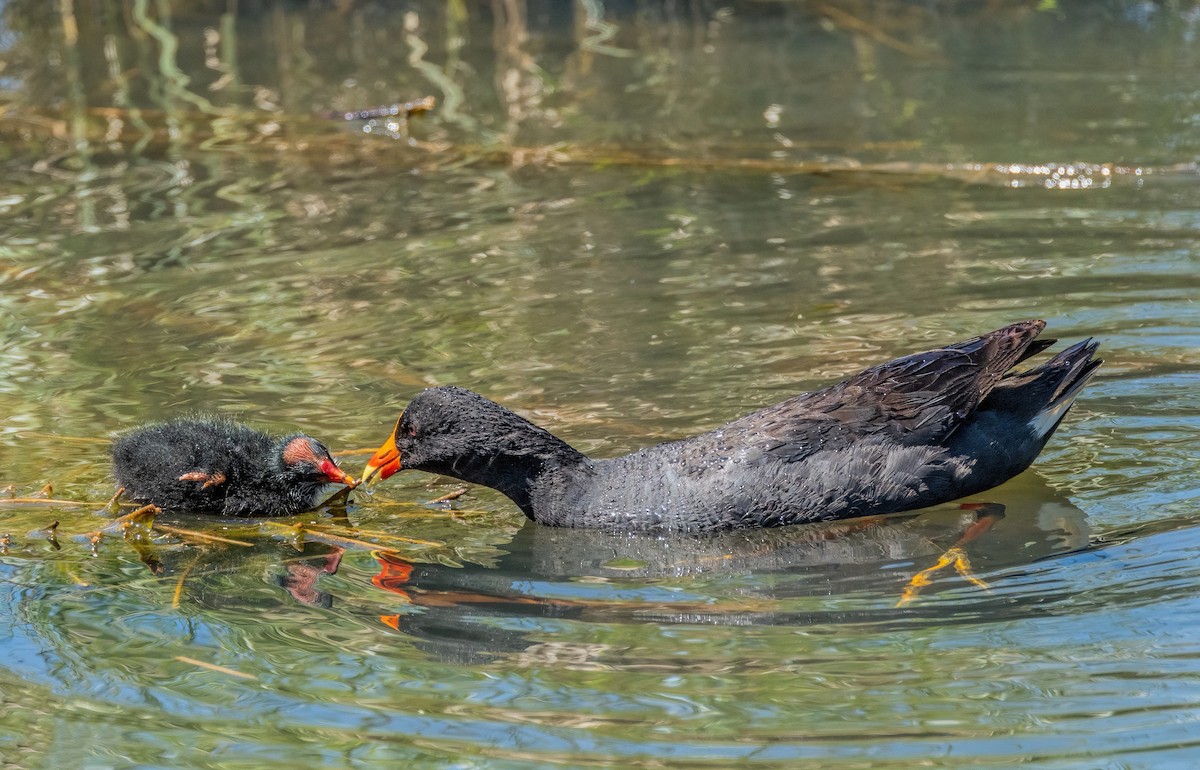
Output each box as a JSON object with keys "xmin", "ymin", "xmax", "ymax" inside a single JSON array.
[{"xmin": 2, "ymin": 1, "xmax": 1199, "ymax": 767}]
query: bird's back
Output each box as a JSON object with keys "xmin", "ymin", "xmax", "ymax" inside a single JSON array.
[{"xmin": 112, "ymin": 419, "xmax": 273, "ymax": 513}]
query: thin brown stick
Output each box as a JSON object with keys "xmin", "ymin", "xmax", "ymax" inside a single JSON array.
[
  {"xmin": 0, "ymin": 497, "xmax": 102, "ymax": 506},
  {"xmin": 264, "ymin": 521, "xmax": 441, "ymax": 550},
  {"xmin": 84, "ymin": 504, "xmax": 160, "ymax": 546},
  {"xmin": 307, "ymin": 524, "xmax": 446, "ymax": 547},
  {"xmin": 153, "ymin": 524, "xmax": 255, "ymax": 547},
  {"xmin": 106, "ymin": 504, "xmax": 160, "ymax": 528},
  {"xmin": 13, "ymin": 431, "xmax": 111, "ymax": 444},
  {"xmin": 359, "ymin": 498, "xmax": 480, "ymax": 510},
  {"xmin": 102, "ymin": 487, "xmax": 125, "ymax": 514},
  {"xmin": 174, "ymin": 656, "xmax": 257, "ymax": 681},
  {"xmin": 428, "ymin": 488, "xmax": 468, "ymax": 504},
  {"xmin": 357, "ymin": 508, "xmax": 489, "ymax": 518}
]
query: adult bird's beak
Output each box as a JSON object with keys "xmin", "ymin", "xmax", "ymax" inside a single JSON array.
[{"xmin": 361, "ymin": 430, "xmax": 402, "ymax": 485}]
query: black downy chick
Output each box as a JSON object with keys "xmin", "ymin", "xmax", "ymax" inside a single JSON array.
[{"xmin": 112, "ymin": 418, "xmax": 354, "ymax": 516}]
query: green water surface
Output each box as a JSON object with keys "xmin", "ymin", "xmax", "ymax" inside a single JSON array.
[{"xmin": 1, "ymin": 2, "xmax": 1199, "ymax": 768}]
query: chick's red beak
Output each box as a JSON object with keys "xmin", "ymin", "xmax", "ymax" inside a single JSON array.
[
  {"xmin": 361, "ymin": 431, "xmax": 401, "ymax": 484},
  {"xmin": 319, "ymin": 458, "xmax": 355, "ymax": 487}
]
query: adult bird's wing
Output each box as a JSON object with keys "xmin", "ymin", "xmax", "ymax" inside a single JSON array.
[{"xmin": 730, "ymin": 320, "xmax": 1048, "ymax": 462}]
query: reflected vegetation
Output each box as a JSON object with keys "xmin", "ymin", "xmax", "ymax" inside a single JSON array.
[{"xmin": 2, "ymin": 1, "xmax": 1200, "ymax": 767}]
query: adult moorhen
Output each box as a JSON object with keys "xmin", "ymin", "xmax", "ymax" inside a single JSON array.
[
  {"xmin": 112, "ymin": 418, "xmax": 355, "ymax": 516},
  {"xmin": 360, "ymin": 320, "xmax": 1101, "ymax": 532}
]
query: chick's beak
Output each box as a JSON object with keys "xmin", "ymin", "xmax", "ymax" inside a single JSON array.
[
  {"xmin": 361, "ymin": 432, "xmax": 402, "ymax": 485},
  {"xmin": 319, "ymin": 458, "xmax": 356, "ymax": 487}
]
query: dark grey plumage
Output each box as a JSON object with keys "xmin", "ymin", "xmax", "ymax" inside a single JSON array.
[
  {"xmin": 112, "ymin": 418, "xmax": 352, "ymax": 516},
  {"xmin": 366, "ymin": 321, "xmax": 1101, "ymax": 533}
]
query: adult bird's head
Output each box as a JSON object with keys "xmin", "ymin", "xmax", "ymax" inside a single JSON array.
[
  {"xmin": 360, "ymin": 386, "xmax": 489, "ymax": 484},
  {"xmin": 359, "ymin": 386, "xmax": 585, "ymax": 488}
]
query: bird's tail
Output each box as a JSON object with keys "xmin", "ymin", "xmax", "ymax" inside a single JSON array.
[{"xmin": 988, "ymin": 337, "xmax": 1103, "ymax": 443}]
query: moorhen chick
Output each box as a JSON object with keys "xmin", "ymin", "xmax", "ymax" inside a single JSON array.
[
  {"xmin": 112, "ymin": 418, "xmax": 355, "ymax": 516},
  {"xmin": 360, "ymin": 320, "xmax": 1101, "ymax": 533}
]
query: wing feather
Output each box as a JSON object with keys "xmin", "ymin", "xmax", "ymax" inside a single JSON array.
[{"xmin": 725, "ymin": 320, "xmax": 1047, "ymax": 463}]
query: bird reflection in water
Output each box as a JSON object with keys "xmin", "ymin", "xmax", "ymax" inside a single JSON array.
[
  {"xmin": 113, "ymin": 477, "xmax": 1090, "ymax": 636},
  {"xmin": 364, "ymin": 478, "xmax": 1091, "ymax": 663}
]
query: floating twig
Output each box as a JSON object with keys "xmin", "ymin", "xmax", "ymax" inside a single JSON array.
[
  {"xmin": 107, "ymin": 504, "xmax": 160, "ymax": 530},
  {"xmin": 103, "ymin": 487, "xmax": 125, "ymax": 515},
  {"xmin": 174, "ymin": 655, "xmax": 257, "ymax": 681},
  {"xmin": 352, "ymin": 506, "xmax": 489, "ymax": 518},
  {"xmin": 358, "ymin": 498, "xmax": 485, "ymax": 512},
  {"xmin": 307, "ymin": 524, "xmax": 444, "ymax": 547},
  {"xmin": 152, "ymin": 524, "xmax": 254, "ymax": 547},
  {"xmin": 329, "ymin": 95, "xmax": 436, "ymax": 122},
  {"xmin": 84, "ymin": 504, "xmax": 160, "ymax": 549},
  {"xmin": 14, "ymin": 431, "xmax": 110, "ymax": 444},
  {"xmin": 265, "ymin": 521, "xmax": 441, "ymax": 551},
  {"xmin": 428, "ymin": 488, "xmax": 468, "ymax": 504},
  {"xmin": 288, "ymin": 525, "xmax": 401, "ymax": 551},
  {"xmin": 0, "ymin": 497, "xmax": 98, "ymax": 506}
]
